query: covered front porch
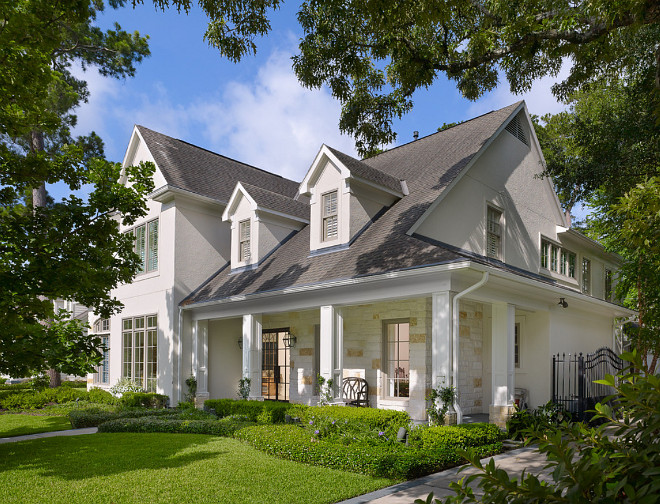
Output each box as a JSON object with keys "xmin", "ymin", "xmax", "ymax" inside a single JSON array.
[{"xmin": 186, "ymin": 269, "xmax": 570, "ymax": 426}]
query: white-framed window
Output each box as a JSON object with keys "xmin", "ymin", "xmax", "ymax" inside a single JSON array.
[
  {"xmin": 239, "ymin": 219, "xmax": 251, "ymax": 262},
  {"xmin": 605, "ymin": 269, "xmax": 613, "ymax": 301},
  {"xmin": 582, "ymin": 258, "xmax": 591, "ymax": 294},
  {"xmin": 133, "ymin": 219, "xmax": 158, "ymax": 274},
  {"xmin": 541, "ymin": 238, "xmax": 576, "ymax": 279},
  {"xmin": 322, "ymin": 190, "xmax": 338, "ymax": 241},
  {"xmin": 92, "ymin": 319, "xmax": 110, "ymax": 384},
  {"xmin": 122, "ymin": 314, "xmax": 157, "ymax": 392},
  {"xmin": 383, "ymin": 320, "xmax": 410, "ymax": 398},
  {"xmin": 486, "ymin": 206, "xmax": 503, "ymax": 260}
]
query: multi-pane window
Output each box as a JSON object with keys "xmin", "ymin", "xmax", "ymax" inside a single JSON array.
[
  {"xmin": 385, "ymin": 321, "xmax": 410, "ymax": 398},
  {"xmin": 541, "ymin": 239, "xmax": 576, "ymax": 279},
  {"xmin": 582, "ymin": 258, "xmax": 591, "ymax": 294},
  {"xmin": 605, "ymin": 269, "xmax": 613, "ymax": 301},
  {"xmin": 239, "ymin": 219, "xmax": 251, "ymax": 262},
  {"xmin": 133, "ymin": 219, "xmax": 158, "ymax": 274},
  {"xmin": 92, "ymin": 319, "xmax": 110, "ymax": 384},
  {"xmin": 486, "ymin": 206, "xmax": 502, "ymax": 259},
  {"xmin": 322, "ymin": 191, "xmax": 338, "ymax": 241},
  {"xmin": 122, "ymin": 315, "xmax": 158, "ymax": 392}
]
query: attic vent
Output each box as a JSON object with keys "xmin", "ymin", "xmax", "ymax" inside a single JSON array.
[{"xmin": 505, "ymin": 115, "xmax": 529, "ymax": 146}]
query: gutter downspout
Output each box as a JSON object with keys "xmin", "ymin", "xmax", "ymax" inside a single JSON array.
[
  {"xmin": 177, "ymin": 307, "xmax": 183, "ymax": 405},
  {"xmin": 452, "ymin": 271, "xmax": 489, "ymax": 424}
]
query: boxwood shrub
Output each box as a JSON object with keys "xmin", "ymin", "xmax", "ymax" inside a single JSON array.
[
  {"xmin": 298, "ymin": 406, "xmax": 411, "ymax": 438},
  {"xmin": 97, "ymin": 416, "xmax": 252, "ymax": 436},
  {"xmin": 234, "ymin": 424, "xmax": 502, "ymax": 479},
  {"xmin": 407, "ymin": 423, "xmax": 505, "ymax": 450},
  {"xmin": 68, "ymin": 408, "xmax": 175, "ymax": 428},
  {"xmin": 120, "ymin": 392, "xmax": 169, "ymax": 409},
  {"xmin": 0, "ymin": 387, "xmax": 89, "ymax": 410},
  {"xmin": 204, "ymin": 399, "xmax": 291, "ymax": 423}
]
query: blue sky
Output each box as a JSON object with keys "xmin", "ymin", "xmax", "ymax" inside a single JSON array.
[{"xmin": 63, "ymin": 2, "xmax": 575, "ymax": 207}]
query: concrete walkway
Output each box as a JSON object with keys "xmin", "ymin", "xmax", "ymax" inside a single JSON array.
[
  {"xmin": 338, "ymin": 445, "xmax": 553, "ymax": 504},
  {"xmin": 0, "ymin": 427, "xmax": 98, "ymax": 444}
]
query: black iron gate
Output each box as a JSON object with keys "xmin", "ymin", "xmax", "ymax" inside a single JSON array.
[{"xmin": 552, "ymin": 347, "xmax": 624, "ymax": 421}]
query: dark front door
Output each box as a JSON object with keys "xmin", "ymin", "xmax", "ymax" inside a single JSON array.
[{"xmin": 262, "ymin": 329, "xmax": 290, "ymax": 401}]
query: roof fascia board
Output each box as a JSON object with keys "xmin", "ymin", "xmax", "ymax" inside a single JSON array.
[
  {"xmin": 120, "ymin": 126, "xmax": 161, "ymax": 188},
  {"xmin": 299, "ymin": 144, "xmax": 342, "ymax": 195},
  {"xmin": 255, "ymin": 206, "xmax": 310, "ymax": 224},
  {"xmin": 406, "ymin": 102, "xmax": 526, "ymax": 236},
  {"xmin": 151, "ymin": 184, "xmax": 226, "ymax": 208},
  {"xmin": 222, "ymin": 182, "xmax": 256, "ymax": 221},
  {"xmin": 520, "ymin": 103, "xmax": 568, "ymax": 227},
  {"xmin": 558, "ymin": 228, "xmax": 622, "ymax": 262}
]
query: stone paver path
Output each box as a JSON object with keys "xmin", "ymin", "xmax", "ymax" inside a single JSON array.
[{"xmin": 0, "ymin": 427, "xmax": 98, "ymax": 444}]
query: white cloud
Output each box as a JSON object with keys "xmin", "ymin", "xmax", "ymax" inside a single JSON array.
[
  {"xmin": 468, "ymin": 63, "xmax": 571, "ymax": 118},
  {"xmin": 193, "ymin": 50, "xmax": 356, "ymax": 180}
]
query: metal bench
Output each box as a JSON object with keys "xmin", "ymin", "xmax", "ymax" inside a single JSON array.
[{"xmin": 342, "ymin": 377, "xmax": 369, "ymax": 407}]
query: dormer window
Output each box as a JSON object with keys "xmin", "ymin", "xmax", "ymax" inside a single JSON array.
[
  {"xmin": 239, "ymin": 219, "xmax": 251, "ymax": 262},
  {"xmin": 486, "ymin": 206, "xmax": 503, "ymax": 260},
  {"xmin": 322, "ymin": 191, "xmax": 338, "ymax": 241}
]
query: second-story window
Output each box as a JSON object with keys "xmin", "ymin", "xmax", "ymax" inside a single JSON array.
[
  {"xmin": 486, "ymin": 206, "xmax": 502, "ymax": 259},
  {"xmin": 134, "ymin": 219, "xmax": 158, "ymax": 274},
  {"xmin": 605, "ymin": 269, "xmax": 613, "ymax": 301},
  {"xmin": 322, "ymin": 191, "xmax": 338, "ymax": 241},
  {"xmin": 239, "ymin": 219, "xmax": 251, "ymax": 262}
]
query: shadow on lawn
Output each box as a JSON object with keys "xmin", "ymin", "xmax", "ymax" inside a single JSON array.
[
  {"xmin": 0, "ymin": 433, "xmax": 224, "ymax": 479},
  {"xmin": 0, "ymin": 414, "xmax": 70, "ymax": 437}
]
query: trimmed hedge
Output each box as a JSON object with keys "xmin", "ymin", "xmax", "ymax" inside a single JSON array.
[
  {"xmin": 0, "ymin": 383, "xmax": 31, "ymax": 391},
  {"xmin": 0, "ymin": 387, "xmax": 89, "ymax": 410},
  {"xmin": 298, "ymin": 405, "xmax": 411, "ymax": 438},
  {"xmin": 234, "ymin": 424, "xmax": 502, "ymax": 480},
  {"xmin": 60, "ymin": 380, "xmax": 88, "ymax": 388},
  {"xmin": 204, "ymin": 399, "xmax": 291, "ymax": 423},
  {"xmin": 68, "ymin": 408, "xmax": 176, "ymax": 428},
  {"xmin": 97, "ymin": 416, "xmax": 252, "ymax": 436},
  {"xmin": 120, "ymin": 392, "xmax": 169, "ymax": 409},
  {"xmin": 408, "ymin": 423, "xmax": 505, "ymax": 450}
]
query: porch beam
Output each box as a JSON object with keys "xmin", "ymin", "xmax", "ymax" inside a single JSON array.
[{"xmin": 242, "ymin": 314, "xmax": 263, "ymax": 399}]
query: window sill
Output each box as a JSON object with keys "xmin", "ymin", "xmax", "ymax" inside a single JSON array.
[
  {"xmin": 539, "ymin": 268, "xmax": 579, "ymax": 287},
  {"xmin": 133, "ymin": 270, "xmax": 160, "ymax": 282}
]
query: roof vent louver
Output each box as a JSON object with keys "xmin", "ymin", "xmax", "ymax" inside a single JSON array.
[{"xmin": 505, "ymin": 115, "xmax": 529, "ymax": 146}]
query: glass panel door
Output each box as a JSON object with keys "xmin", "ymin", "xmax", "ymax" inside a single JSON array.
[{"xmin": 262, "ymin": 328, "xmax": 290, "ymax": 401}]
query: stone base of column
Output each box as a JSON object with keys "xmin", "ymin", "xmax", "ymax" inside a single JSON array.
[
  {"xmin": 489, "ymin": 404, "xmax": 516, "ymax": 429},
  {"xmin": 444, "ymin": 411, "xmax": 457, "ymax": 425},
  {"xmin": 194, "ymin": 392, "xmax": 210, "ymax": 409}
]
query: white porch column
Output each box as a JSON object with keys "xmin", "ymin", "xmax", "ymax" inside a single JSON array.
[
  {"xmin": 490, "ymin": 302, "xmax": 516, "ymax": 427},
  {"xmin": 320, "ymin": 305, "xmax": 343, "ymax": 400},
  {"xmin": 193, "ymin": 319, "xmax": 209, "ymax": 407},
  {"xmin": 242, "ymin": 314, "xmax": 262, "ymax": 399},
  {"xmin": 431, "ymin": 292, "xmax": 454, "ymax": 389}
]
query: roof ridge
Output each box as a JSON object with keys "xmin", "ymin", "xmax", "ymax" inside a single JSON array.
[
  {"xmin": 364, "ymin": 101, "xmax": 522, "ymax": 161},
  {"xmin": 135, "ymin": 125, "xmax": 299, "ymax": 185}
]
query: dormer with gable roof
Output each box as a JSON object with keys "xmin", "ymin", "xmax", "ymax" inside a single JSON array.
[
  {"xmin": 223, "ymin": 182, "xmax": 309, "ymax": 271},
  {"xmin": 299, "ymin": 145, "xmax": 407, "ymax": 254}
]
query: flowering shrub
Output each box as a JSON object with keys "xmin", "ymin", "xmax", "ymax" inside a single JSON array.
[{"xmin": 109, "ymin": 378, "xmax": 143, "ymax": 397}]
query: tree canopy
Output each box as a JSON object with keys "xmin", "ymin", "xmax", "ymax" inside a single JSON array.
[
  {"xmin": 0, "ymin": 0, "xmax": 153, "ymax": 377},
  {"xmin": 144, "ymin": 0, "xmax": 659, "ymax": 155}
]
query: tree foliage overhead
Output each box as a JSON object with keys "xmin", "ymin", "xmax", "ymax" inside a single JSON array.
[
  {"xmin": 0, "ymin": 0, "xmax": 153, "ymax": 377},
  {"xmin": 143, "ymin": 0, "xmax": 659, "ymax": 155}
]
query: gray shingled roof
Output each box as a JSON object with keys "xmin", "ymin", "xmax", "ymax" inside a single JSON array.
[
  {"xmin": 136, "ymin": 126, "xmax": 299, "ymax": 202},
  {"xmin": 182, "ymin": 102, "xmax": 522, "ymax": 306},
  {"xmin": 239, "ymin": 182, "xmax": 310, "ymax": 221},
  {"xmin": 326, "ymin": 146, "xmax": 403, "ymax": 194}
]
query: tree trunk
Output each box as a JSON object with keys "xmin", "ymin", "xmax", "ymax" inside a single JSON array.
[{"xmin": 31, "ymin": 130, "xmax": 61, "ymax": 387}]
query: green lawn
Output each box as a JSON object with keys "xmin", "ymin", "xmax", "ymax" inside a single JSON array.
[
  {"xmin": 0, "ymin": 413, "xmax": 71, "ymax": 437},
  {"xmin": 0, "ymin": 433, "xmax": 394, "ymax": 503}
]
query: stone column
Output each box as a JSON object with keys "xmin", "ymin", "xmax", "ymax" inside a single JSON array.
[
  {"xmin": 242, "ymin": 314, "xmax": 263, "ymax": 399},
  {"xmin": 194, "ymin": 319, "xmax": 209, "ymax": 408},
  {"xmin": 320, "ymin": 305, "xmax": 343, "ymax": 400},
  {"xmin": 490, "ymin": 302, "xmax": 515, "ymax": 427}
]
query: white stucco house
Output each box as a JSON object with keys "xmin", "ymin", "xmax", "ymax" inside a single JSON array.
[{"xmin": 88, "ymin": 101, "xmax": 634, "ymax": 425}]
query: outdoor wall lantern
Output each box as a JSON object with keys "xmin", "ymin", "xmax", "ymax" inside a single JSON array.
[
  {"xmin": 283, "ymin": 331, "xmax": 297, "ymax": 348},
  {"xmin": 558, "ymin": 298, "xmax": 568, "ymax": 308},
  {"xmin": 237, "ymin": 337, "xmax": 243, "ymax": 349}
]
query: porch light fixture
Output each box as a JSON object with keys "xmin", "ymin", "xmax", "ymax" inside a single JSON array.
[
  {"xmin": 237, "ymin": 337, "xmax": 243, "ymax": 349},
  {"xmin": 558, "ymin": 298, "xmax": 568, "ymax": 308},
  {"xmin": 282, "ymin": 332, "xmax": 297, "ymax": 348}
]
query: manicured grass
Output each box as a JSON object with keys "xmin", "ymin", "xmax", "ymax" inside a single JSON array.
[
  {"xmin": 0, "ymin": 413, "xmax": 72, "ymax": 437},
  {"xmin": 0, "ymin": 433, "xmax": 394, "ymax": 504}
]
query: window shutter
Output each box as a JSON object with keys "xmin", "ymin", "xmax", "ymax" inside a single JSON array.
[
  {"xmin": 147, "ymin": 220, "xmax": 158, "ymax": 272},
  {"xmin": 486, "ymin": 207, "xmax": 502, "ymax": 259},
  {"xmin": 135, "ymin": 224, "xmax": 146, "ymax": 273},
  {"xmin": 239, "ymin": 220, "xmax": 251, "ymax": 261},
  {"xmin": 322, "ymin": 191, "xmax": 338, "ymax": 240}
]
